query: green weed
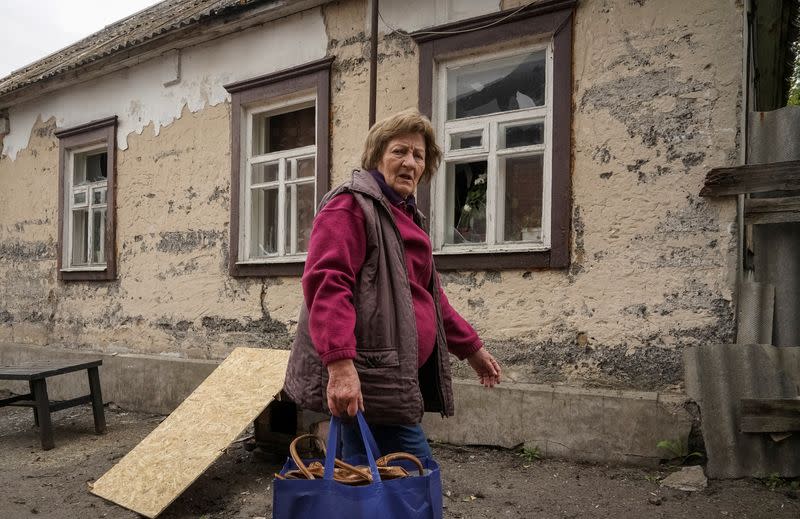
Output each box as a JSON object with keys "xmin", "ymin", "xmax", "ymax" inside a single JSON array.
[
  {"xmin": 519, "ymin": 446, "xmax": 543, "ymax": 463},
  {"xmin": 656, "ymin": 439, "xmax": 704, "ymax": 465},
  {"xmin": 644, "ymin": 473, "xmax": 660, "ymax": 484}
]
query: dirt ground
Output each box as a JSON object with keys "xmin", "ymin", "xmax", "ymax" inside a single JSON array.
[{"xmin": 1, "ymin": 403, "xmax": 798, "ymax": 519}]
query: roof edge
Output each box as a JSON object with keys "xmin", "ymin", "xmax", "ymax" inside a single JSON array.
[{"xmin": 0, "ymin": 0, "xmax": 332, "ymax": 110}]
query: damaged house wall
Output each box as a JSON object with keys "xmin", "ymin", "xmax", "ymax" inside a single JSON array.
[{"xmin": 0, "ymin": 0, "xmax": 742, "ymax": 392}]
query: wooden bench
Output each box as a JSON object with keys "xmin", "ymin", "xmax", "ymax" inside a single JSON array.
[{"xmin": 0, "ymin": 359, "xmax": 106, "ymax": 450}]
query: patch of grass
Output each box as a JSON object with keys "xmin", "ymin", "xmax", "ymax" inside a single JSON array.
[
  {"xmin": 644, "ymin": 473, "xmax": 660, "ymax": 484},
  {"xmin": 763, "ymin": 473, "xmax": 785, "ymax": 491},
  {"xmin": 656, "ymin": 439, "xmax": 704, "ymax": 466},
  {"xmin": 761, "ymin": 473, "xmax": 800, "ymax": 491},
  {"xmin": 519, "ymin": 445, "xmax": 543, "ymax": 463}
]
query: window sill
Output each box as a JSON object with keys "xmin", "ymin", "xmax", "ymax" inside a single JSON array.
[
  {"xmin": 432, "ymin": 248, "xmax": 564, "ymax": 271},
  {"xmin": 236, "ymin": 254, "xmax": 308, "ymax": 265},
  {"xmin": 59, "ymin": 267, "xmax": 114, "ymax": 282},
  {"xmin": 230, "ymin": 258, "xmax": 305, "ymax": 277}
]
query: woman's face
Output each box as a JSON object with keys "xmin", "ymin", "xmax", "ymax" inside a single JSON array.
[{"xmin": 377, "ymin": 132, "xmax": 426, "ymax": 199}]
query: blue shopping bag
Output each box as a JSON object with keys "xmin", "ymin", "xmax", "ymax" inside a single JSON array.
[{"xmin": 273, "ymin": 411, "xmax": 443, "ymax": 519}]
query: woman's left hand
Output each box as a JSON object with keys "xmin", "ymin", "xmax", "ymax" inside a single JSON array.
[{"xmin": 466, "ymin": 348, "xmax": 501, "ymax": 388}]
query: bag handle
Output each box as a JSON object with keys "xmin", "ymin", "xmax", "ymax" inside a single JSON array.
[
  {"xmin": 356, "ymin": 411, "xmax": 382, "ymax": 458},
  {"xmin": 286, "ymin": 433, "xmax": 371, "ymax": 482},
  {"xmin": 324, "ymin": 411, "xmax": 381, "ymax": 482}
]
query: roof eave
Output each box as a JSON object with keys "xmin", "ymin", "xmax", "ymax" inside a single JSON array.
[{"xmin": 0, "ymin": 0, "xmax": 333, "ymax": 110}]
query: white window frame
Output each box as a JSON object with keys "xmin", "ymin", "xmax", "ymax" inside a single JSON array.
[
  {"xmin": 237, "ymin": 94, "xmax": 317, "ymax": 264},
  {"xmin": 431, "ymin": 42, "xmax": 554, "ymax": 255},
  {"xmin": 61, "ymin": 143, "xmax": 108, "ymax": 271}
]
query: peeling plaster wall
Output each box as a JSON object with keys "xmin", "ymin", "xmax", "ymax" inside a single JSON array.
[
  {"xmin": 1, "ymin": 9, "xmax": 328, "ymax": 160},
  {"xmin": 447, "ymin": 0, "xmax": 742, "ymax": 390},
  {"xmin": 0, "ymin": 0, "xmax": 742, "ymax": 391}
]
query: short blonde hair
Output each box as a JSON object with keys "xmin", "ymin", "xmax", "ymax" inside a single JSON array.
[{"xmin": 361, "ymin": 108, "xmax": 442, "ymax": 183}]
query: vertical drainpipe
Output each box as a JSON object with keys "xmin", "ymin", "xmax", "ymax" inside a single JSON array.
[{"xmin": 369, "ymin": 0, "xmax": 379, "ymax": 127}]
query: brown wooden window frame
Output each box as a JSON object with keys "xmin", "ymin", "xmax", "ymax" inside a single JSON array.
[
  {"xmin": 413, "ymin": 0, "xmax": 575, "ymax": 270},
  {"xmin": 224, "ymin": 56, "xmax": 333, "ymax": 277},
  {"xmin": 55, "ymin": 116, "xmax": 118, "ymax": 282}
]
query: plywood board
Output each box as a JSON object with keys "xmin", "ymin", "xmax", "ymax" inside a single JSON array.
[{"xmin": 91, "ymin": 347, "xmax": 290, "ymax": 518}]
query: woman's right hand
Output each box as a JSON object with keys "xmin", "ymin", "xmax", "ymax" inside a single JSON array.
[{"xmin": 326, "ymin": 359, "xmax": 364, "ymax": 417}]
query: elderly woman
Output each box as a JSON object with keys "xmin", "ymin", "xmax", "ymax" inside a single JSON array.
[{"xmin": 284, "ymin": 109, "xmax": 501, "ymax": 459}]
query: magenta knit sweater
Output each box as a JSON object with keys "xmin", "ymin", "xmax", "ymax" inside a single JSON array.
[{"xmin": 302, "ymin": 191, "xmax": 483, "ymax": 368}]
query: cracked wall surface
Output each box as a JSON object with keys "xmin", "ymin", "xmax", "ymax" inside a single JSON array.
[{"xmin": 0, "ymin": 0, "xmax": 742, "ymax": 391}]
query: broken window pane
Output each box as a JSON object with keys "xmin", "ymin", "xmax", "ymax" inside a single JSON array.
[
  {"xmin": 446, "ymin": 51, "xmax": 546, "ymax": 120},
  {"xmin": 502, "ymin": 154, "xmax": 543, "ymax": 243},
  {"xmin": 250, "ymin": 187, "xmax": 279, "ymax": 257},
  {"xmin": 71, "ymin": 209, "xmax": 89, "ymax": 265},
  {"xmin": 446, "ymin": 160, "xmax": 488, "ymax": 245},
  {"xmin": 73, "ymin": 150, "xmax": 108, "ymax": 185},
  {"xmin": 252, "ymin": 105, "xmax": 315, "ymax": 156}
]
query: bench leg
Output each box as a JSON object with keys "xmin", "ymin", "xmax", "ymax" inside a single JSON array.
[
  {"xmin": 31, "ymin": 379, "xmax": 54, "ymax": 450},
  {"xmin": 87, "ymin": 367, "xmax": 106, "ymax": 434},
  {"xmin": 28, "ymin": 381, "xmax": 39, "ymax": 427}
]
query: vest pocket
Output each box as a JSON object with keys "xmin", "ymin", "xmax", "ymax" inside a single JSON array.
[{"xmin": 354, "ymin": 348, "xmax": 399, "ymax": 369}]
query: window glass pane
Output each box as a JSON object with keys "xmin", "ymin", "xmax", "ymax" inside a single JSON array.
[
  {"xmin": 250, "ymin": 188, "xmax": 279, "ymax": 257},
  {"xmin": 71, "ymin": 209, "xmax": 89, "ymax": 265},
  {"xmin": 73, "ymin": 154, "xmax": 87, "ymax": 185},
  {"xmin": 445, "ymin": 160, "xmax": 488, "ymax": 245},
  {"xmin": 447, "ymin": 51, "xmax": 545, "ymax": 120},
  {"xmin": 73, "ymin": 190, "xmax": 87, "ymax": 206},
  {"xmin": 252, "ymin": 105, "xmax": 315, "ymax": 155},
  {"xmin": 502, "ymin": 154, "xmax": 543, "ymax": 243},
  {"xmin": 285, "ymin": 182, "xmax": 315, "ymax": 254},
  {"xmin": 92, "ymin": 187, "xmax": 106, "ymax": 205},
  {"xmin": 252, "ymin": 162, "xmax": 279, "ymax": 184},
  {"xmin": 449, "ymin": 130, "xmax": 483, "ymax": 151},
  {"xmin": 499, "ymin": 121, "xmax": 544, "ymax": 149},
  {"xmin": 291, "ymin": 156, "xmax": 315, "ymax": 180},
  {"xmin": 87, "ymin": 152, "xmax": 108, "ymax": 182},
  {"xmin": 91, "ymin": 208, "xmax": 106, "ymax": 264},
  {"xmin": 73, "ymin": 151, "xmax": 108, "ymax": 185}
]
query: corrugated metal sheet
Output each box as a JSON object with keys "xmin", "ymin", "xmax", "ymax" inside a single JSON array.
[
  {"xmin": 748, "ymin": 106, "xmax": 800, "ymax": 164},
  {"xmin": 684, "ymin": 344, "xmax": 800, "ymax": 478},
  {"xmin": 0, "ymin": 0, "xmax": 273, "ymax": 97},
  {"xmin": 747, "ymin": 106, "xmax": 800, "ymax": 347},
  {"xmin": 735, "ymin": 278, "xmax": 774, "ymax": 344}
]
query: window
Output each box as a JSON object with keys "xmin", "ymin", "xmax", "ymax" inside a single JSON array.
[
  {"xmin": 246, "ymin": 101, "xmax": 316, "ymax": 259},
  {"xmin": 225, "ymin": 57, "xmax": 333, "ymax": 277},
  {"xmin": 413, "ymin": 2, "xmax": 574, "ymax": 269},
  {"xmin": 55, "ymin": 117, "xmax": 117, "ymax": 281},
  {"xmin": 436, "ymin": 48, "xmax": 551, "ymax": 250}
]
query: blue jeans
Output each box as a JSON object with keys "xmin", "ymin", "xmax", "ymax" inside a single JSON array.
[{"xmin": 341, "ymin": 421, "xmax": 432, "ymax": 460}]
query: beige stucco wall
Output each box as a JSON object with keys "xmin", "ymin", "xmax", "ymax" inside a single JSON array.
[{"xmin": 0, "ymin": 0, "xmax": 742, "ymax": 391}]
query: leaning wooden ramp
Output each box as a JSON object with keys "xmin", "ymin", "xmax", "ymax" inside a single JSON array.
[{"xmin": 91, "ymin": 347, "xmax": 290, "ymax": 518}]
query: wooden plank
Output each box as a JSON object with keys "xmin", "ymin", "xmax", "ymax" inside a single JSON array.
[
  {"xmin": 50, "ymin": 395, "xmax": 93, "ymax": 412},
  {"xmin": 700, "ymin": 160, "xmax": 800, "ymax": 197},
  {"xmin": 0, "ymin": 360, "xmax": 102, "ymax": 380},
  {"xmin": 6, "ymin": 395, "xmax": 92, "ymax": 411},
  {"xmin": 744, "ymin": 196, "xmax": 800, "ymax": 225},
  {"xmin": 90, "ymin": 348, "xmax": 289, "ymax": 518},
  {"xmin": 0, "ymin": 393, "xmax": 32, "ymax": 406},
  {"xmin": 740, "ymin": 398, "xmax": 800, "ymax": 433}
]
